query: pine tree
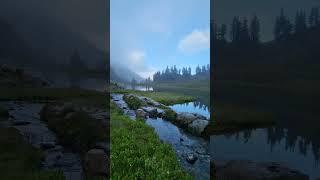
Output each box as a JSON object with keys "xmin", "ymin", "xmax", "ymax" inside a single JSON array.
[
  {"xmin": 250, "ymin": 14, "xmax": 260, "ymax": 42},
  {"xmin": 230, "ymin": 16, "xmax": 241, "ymax": 43}
]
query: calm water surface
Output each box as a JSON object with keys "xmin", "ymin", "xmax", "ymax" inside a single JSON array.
[{"xmin": 210, "ymin": 128, "xmax": 320, "ymax": 179}]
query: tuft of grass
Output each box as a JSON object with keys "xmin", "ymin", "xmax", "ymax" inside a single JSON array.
[
  {"xmin": 163, "ymin": 109, "xmax": 177, "ymax": 122},
  {"xmin": 123, "ymin": 94, "xmax": 145, "ymax": 110},
  {"xmin": 0, "ymin": 127, "xmax": 64, "ymax": 180},
  {"xmin": 112, "ymin": 89, "xmax": 195, "ymax": 106},
  {"xmin": 110, "ymin": 102, "xmax": 192, "ymax": 179}
]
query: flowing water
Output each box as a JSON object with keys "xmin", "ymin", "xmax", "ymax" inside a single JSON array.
[{"xmin": 111, "ymin": 94, "xmax": 210, "ymax": 180}]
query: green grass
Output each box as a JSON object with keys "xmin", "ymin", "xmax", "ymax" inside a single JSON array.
[
  {"xmin": 0, "ymin": 87, "xmax": 108, "ymax": 108},
  {"xmin": 153, "ymin": 81, "xmax": 210, "ymax": 94},
  {"xmin": 110, "ymin": 102, "xmax": 192, "ymax": 179},
  {"xmin": 112, "ymin": 89, "xmax": 195, "ymax": 106},
  {"xmin": 0, "ymin": 127, "xmax": 65, "ymax": 180}
]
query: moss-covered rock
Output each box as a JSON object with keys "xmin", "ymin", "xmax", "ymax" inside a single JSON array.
[
  {"xmin": 123, "ymin": 94, "xmax": 146, "ymax": 110},
  {"xmin": 40, "ymin": 103, "xmax": 107, "ymax": 154},
  {"xmin": 163, "ymin": 109, "xmax": 177, "ymax": 121}
]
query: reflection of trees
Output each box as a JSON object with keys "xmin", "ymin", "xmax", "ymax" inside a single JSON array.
[
  {"xmin": 193, "ymin": 101, "xmax": 210, "ymax": 113},
  {"xmin": 222, "ymin": 126, "xmax": 320, "ymax": 165}
]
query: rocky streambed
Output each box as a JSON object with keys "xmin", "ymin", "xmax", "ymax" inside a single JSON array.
[
  {"xmin": 112, "ymin": 93, "xmax": 210, "ymax": 180},
  {"xmin": 0, "ymin": 101, "xmax": 83, "ymax": 180},
  {"xmin": 0, "ymin": 101, "xmax": 109, "ymax": 180}
]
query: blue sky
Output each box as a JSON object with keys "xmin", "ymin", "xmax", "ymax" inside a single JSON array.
[{"xmin": 111, "ymin": 0, "xmax": 210, "ymax": 78}]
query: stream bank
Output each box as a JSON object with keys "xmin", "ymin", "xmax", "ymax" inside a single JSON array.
[{"xmin": 111, "ymin": 93, "xmax": 210, "ymax": 180}]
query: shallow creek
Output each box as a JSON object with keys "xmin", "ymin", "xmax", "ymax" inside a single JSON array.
[
  {"xmin": 0, "ymin": 101, "xmax": 83, "ymax": 180},
  {"xmin": 111, "ymin": 94, "xmax": 210, "ymax": 180}
]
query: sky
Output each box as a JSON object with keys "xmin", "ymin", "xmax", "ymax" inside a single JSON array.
[
  {"xmin": 111, "ymin": 0, "xmax": 210, "ymax": 79},
  {"xmin": 213, "ymin": 0, "xmax": 320, "ymax": 41}
]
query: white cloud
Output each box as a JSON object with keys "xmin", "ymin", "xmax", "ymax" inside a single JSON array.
[
  {"xmin": 178, "ymin": 28, "xmax": 210, "ymax": 54},
  {"xmin": 128, "ymin": 50, "xmax": 145, "ymax": 64},
  {"xmin": 126, "ymin": 50, "xmax": 156, "ymax": 79}
]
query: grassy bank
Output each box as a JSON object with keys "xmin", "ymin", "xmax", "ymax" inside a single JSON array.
[
  {"xmin": 153, "ymin": 80, "xmax": 210, "ymax": 94},
  {"xmin": 0, "ymin": 87, "xmax": 107, "ymax": 107},
  {"xmin": 111, "ymin": 89, "xmax": 195, "ymax": 105},
  {"xmin": 110, "ymin": 102, "xmax": 192, "ymax": 179},
  {"xmin": 0, "ymin": 127, "xmax": 64, "ymax": 180}
]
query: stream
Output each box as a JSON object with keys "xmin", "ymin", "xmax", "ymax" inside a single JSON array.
[
  {"xmin": 111, "ymin": 94, "xmax": 210, "ymax": 180},
  {"xmin": 0, "ymin": 101, "xmax": 83, "ymax": 180}
]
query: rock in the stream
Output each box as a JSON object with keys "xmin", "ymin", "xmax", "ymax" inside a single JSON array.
[
  {"xmin": 193, "ymin": 113, "xmax": 207, "ymax": 120},
  {"xmin": 215, "ymin": 160, "xmax": 309, "ymax": 180},
  {"xmin": 94, "ymin": 142, "xmax": 110, "ymax": 154},
  {"xmin": 40, "ymin": 142, "xmax": 56, "ymax": 150},
  {"xmin": 12, "ymin": 120, "xmax": 31, "ymax": 126},
  {"xmin": 84, "ymin": 149, "xmax": 109, "ymax": 176},
  {"xmin": 156, "ymin": 108, "xmax": 165, "ymax": 118},
  {"xmin": 186, "ymin": 153, "xmax": 198, "ymax": 164},
  {"xmin": 136, "ymin": 109, "xmax": 147, "ymax": 118},
  {"xmin": 142, "ymin": 107, "xmax": 158, "ymax": 118},
  {"xmin": 187, "ymin": 119, "xmax": 209, "ymax": 136},
  {"xmin": 176, "ymin": 112, "xmax": 198, "ymax": 127}
]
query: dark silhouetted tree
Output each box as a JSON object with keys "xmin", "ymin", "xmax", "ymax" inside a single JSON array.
[
  {"xmin": 250, "ymin": 14, "xmax": 260, "ymax": 42},
  {"xmin": 274, "ymin": 8, "xmax": 292, "ymax": 41},
  {"xmin": 230, "ymin": 16, "xmax": 241, "ymax": 43},
  {"xmin": 295, "ymin": 10, "xmax": 307, "ymax": 33}
]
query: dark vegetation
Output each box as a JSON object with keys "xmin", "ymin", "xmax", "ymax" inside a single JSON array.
[
  {"xmin": 163, "ymin": 109, "xmax": 178, "ymax": 121},
  {"xmin": 0, "ymin": 127, "xmax": 64, "ymax": 180},
  {"xmin": 40, "ymin": 104, "xmax": 107, "ymax": 154},
  {"xmin": 0, "ymin": 106, "xmax": 9, "ymax": 118},
  {"xmin": 152, "ymin": 65, "xmax": 210, "ymax": 83},
  {"xmin": 123, "ymin": 94, "xmax": 145, "ymax": 110},
  {"xmin": 0, "ymin": 87, "xmax": 107, "ymax": 107}
]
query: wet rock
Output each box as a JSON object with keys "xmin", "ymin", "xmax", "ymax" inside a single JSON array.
[
  {"xmin": 180, "ymin": 137, "xmax": 184, "ymax": 142},
  {"xmin": 176, "ymin": 112, "xmax": 198, "ymax": 126},
  {"xmin": 142, "ymin": 107, "xmax": 158, "ymax": 118},
  {"xmin": 215, "ymin": 160, "xmax": 309, "ymax": 180},
  {"xmin": 156, "ymin": 108, "xmax": 165, "ymax": 118},
  {"xmin": 40, "ymin": 142, "xmax": 56, "ymax": 150},
  {"xmin": 94, "ymin": 142, "xmax": 110, "ymax": 154},
  {"xmin": 187, "ymin": 119, "xmax": 209, "ymax": 136},
  {"xmin": 136, "ymin": 109, "xmax": 147, "ymax": 118},
  {"xmin": 193, "ymin": 113, "xmax": 207, "ymax": 120},
  {"xmin": 84, "ymin": 149, "xmax": 109, "ymax": 176},
  {"xmin": 12, "ymin": 120, "xmax": 31, "ymax": 126},
  {"xmin": 186, "ymin": 153, "xmax": 198, "ymax": 164}
]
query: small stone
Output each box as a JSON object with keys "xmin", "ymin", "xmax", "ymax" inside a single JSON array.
[
  {"xmin": 186, "ymin": 153, "xmax": 198, "ymax": 164},
  {"xmin": 40, "ymin": 142, "xmax": 56, "ymax": 150}
]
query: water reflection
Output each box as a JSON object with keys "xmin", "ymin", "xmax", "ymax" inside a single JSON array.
[
  {"xmin": 211, "ymin": 127, "xmax": 320, "ymax": 179},
  {"xmin": 124, "ymin": 84, "xmax": 154, "ymax": 91},
  {"xmin": 170, "ymin": 101, "xmax": 210, "ymax": 119}
]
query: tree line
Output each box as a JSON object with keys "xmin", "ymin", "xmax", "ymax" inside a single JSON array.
[
  {"xmin": 152, "ymin": 65, "xmax": 210, "ymax": 83},
  {"xmin": 213, "ymin": 7, "xmax": 320, "ymax": 43}
]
